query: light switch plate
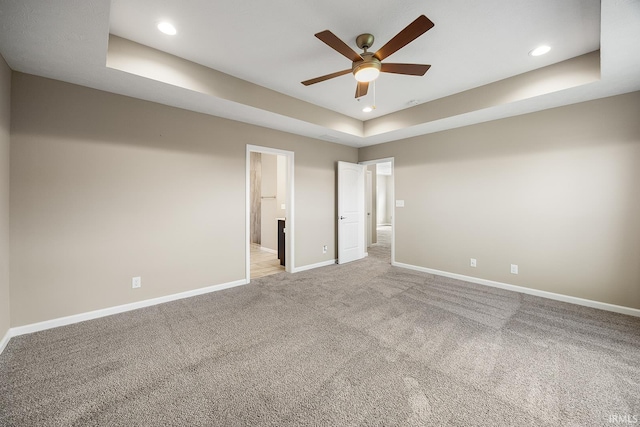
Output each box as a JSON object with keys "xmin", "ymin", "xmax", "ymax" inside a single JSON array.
[{"xmin": 396, "ymin": 200, "xmax": 405, "ymax": 208}]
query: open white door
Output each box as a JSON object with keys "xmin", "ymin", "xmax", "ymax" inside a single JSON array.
[{"xmin": 338, "ymin": 161, "xmax": 366, "ymax": 264}]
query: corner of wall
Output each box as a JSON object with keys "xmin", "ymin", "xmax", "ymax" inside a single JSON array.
[{"xmin": 0, "ymin": 53, "xmax": 12, "ymax": 353}]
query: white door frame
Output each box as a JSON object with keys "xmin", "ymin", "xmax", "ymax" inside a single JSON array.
[
  {"xmin": 246, "ymin": 145, "xmax": 295, "ymax": 281},
  {"xmin": 365, "ymin": 170, "xmax": 373, "ymax": 250},
  {"xmin": 359, "ymin": 157, "xmax": 395, "ymax": 264}
]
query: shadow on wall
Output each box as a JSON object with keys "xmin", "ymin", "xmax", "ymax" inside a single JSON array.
[
  {"xmin": 389, "ymin": 95, "xmax": 640, "ymax": 167},
  {"xmin": 13, "ymin": 73, "xmax": 272, "ymax": 158}
]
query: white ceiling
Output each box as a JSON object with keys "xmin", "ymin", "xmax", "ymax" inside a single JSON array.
[
  {"xmin": 0, "ymin": 0, "xmax": 639, "ymax": 147},
  {"xmin": 108, "ymin": 0, "xmax": 600, "ymax": 120}
]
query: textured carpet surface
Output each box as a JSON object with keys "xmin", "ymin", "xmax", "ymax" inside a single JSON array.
[{"xmin": 1, "ymin": 227, "xmax": 639, "ymax": 426}]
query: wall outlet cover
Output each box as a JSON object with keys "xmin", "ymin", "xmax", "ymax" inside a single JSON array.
[{"xmin": 132, "ymin": 276, "xmax": 141, "ymax": 288}]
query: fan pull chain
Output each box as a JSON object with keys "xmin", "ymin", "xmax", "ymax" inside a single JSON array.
[{"xmin": 373, "ymin": 80, "xmax": 377, "ymax": 110}]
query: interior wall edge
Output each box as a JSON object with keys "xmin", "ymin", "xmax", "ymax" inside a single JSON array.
[
  {"xmin": 0, "ymin": 329, "xmax": 10, "ymax": 356},
  {"xmin": 0, "ymin": 52, "xmax": 12, "ymax": 352}
]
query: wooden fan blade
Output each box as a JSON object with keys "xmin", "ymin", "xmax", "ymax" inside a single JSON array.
[
  {"xmin": 315, "ymin": 30, "xmax": 363, "ymax": 62},
  {"xmin": 373, "ymin": 15, "xmax": 434, "ymax": 61},
  {"xmin": 301, "ymin": 69, "xmax": 352, "ymax": 86},
  {"xmin": 355, "ymin": 81, "xmax": 369, "ymax": 98},
  {"xmin": 381, "ymin": 63, "xmax": 431, "ymax": 76}
]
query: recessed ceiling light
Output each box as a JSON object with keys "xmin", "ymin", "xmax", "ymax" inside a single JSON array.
[
  {"xmin": 529, "ymin": 45, "xmax": 551, "ymax": 57},
  {"xmin": 157, "ymin": 22, "xmax": 177, "ymax": 35},
  {"xmin": 362, "ymin": 106, "xmax": 373, "ymax": 113}
]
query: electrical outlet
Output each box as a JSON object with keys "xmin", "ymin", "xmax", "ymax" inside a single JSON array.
[
  {"xmin": 510, "ymin": 264, "xmax": 519, "ymax": 275},
  {"xmin": 470, "ymin": 258, "xmax": 477, "ymax": 267},
  {"xmin": 322, "ymin": 245, "xmax": 328, "ymax": 254},
  {"xmin": 132, "ymin": 276, "xmax": 141, "ymax": 288}
]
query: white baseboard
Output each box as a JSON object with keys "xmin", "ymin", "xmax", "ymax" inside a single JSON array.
[
  {"xmin": 0, "ymin": 329, "xmax": 10, "ymax": 355},
  {"xmin": 5, "ymin": 261, "xmax": 637, "ymax": 357},
  {"xmin": 393, "ymin": 262, "xmax": 640, "ymax": 318},
  {"xmin": 292, "ymin": 259, "xmax": 336, "ymax": 273},
  {"xmin": 9, "ymin": 278, "xmax": 248, "ymax": 339},
  {"xmin": 259, "ymin": 247, "xmax": 277, "ymax": 255}
]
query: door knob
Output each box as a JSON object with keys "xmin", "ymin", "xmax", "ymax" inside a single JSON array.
[{"xmin": 340, "ymin": 216, "xmax": 346, "ymax": 220}]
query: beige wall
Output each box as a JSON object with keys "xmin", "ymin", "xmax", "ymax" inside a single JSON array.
[
  {"xmin": 376, "ymin": 174, "xmax": 393, "ymax": 225},
  {"xmin": 0, "ymin": 56, "xmax": 10, "ymax": 338},
  {"xmin": 360, "ymin": 92, "xmax": 640, "ymax": 309},
  {"xmin": 10, "ymin": 73, "xmax": 356, "ymax": 327},
  {"xmin": 260, "ymin": 153, "xmax": 287, "ymax": 252},
  {"xmin": 7, "ymin": 70, "xmax": 639, "ymax": 329}
]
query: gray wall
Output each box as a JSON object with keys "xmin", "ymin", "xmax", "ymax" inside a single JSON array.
[
  {"xmin": 360, "ymin": 92, "xmax": 640, "ymax": 310},
  {"xmin": 10, "ymin": 73, "xmax": 357, "ymax": 327},
  {"xmin": 0, "ymin": 56, "xmax": 10, "ymax": 339}
]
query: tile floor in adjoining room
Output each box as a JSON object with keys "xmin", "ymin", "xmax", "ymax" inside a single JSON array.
[
  {"xmin": 250, "ymin": 243, "xmax": 284, "ymax": 279},
  {"xmin": 250, "ymin": 225, "xmax": 391, "ymax": 279}
]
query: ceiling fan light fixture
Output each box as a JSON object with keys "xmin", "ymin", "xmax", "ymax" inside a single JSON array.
[
  {"xmin": 353, "ymin": 54, "xmax": 382, "ymax": 83},
  {"xmin": 354, "ymin": 66, "xmax": 380, "ymax": 82}
]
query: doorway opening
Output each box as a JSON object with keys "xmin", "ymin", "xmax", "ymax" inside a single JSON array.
[
  {"xmin": 246, "ymin": 145, "xmax": 294, "ymax": 281},
  {"xmin": 360, "ymin": 158, "xmax": 394, "ymax": 264}
]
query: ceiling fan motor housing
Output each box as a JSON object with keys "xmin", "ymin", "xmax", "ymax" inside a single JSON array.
[{"xmin": 356, "ymin": 33, "xmax": 375, "ymax": 50}]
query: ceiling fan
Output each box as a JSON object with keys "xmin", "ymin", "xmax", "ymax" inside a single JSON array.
[{"xmin": 301, "ymin": 15, "xmax": 435, "ymax": 98}]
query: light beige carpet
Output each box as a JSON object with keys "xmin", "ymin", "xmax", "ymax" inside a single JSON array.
[{"xmin": 1, "ymin": 229, "xmax": 639, "ymax": 426}]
